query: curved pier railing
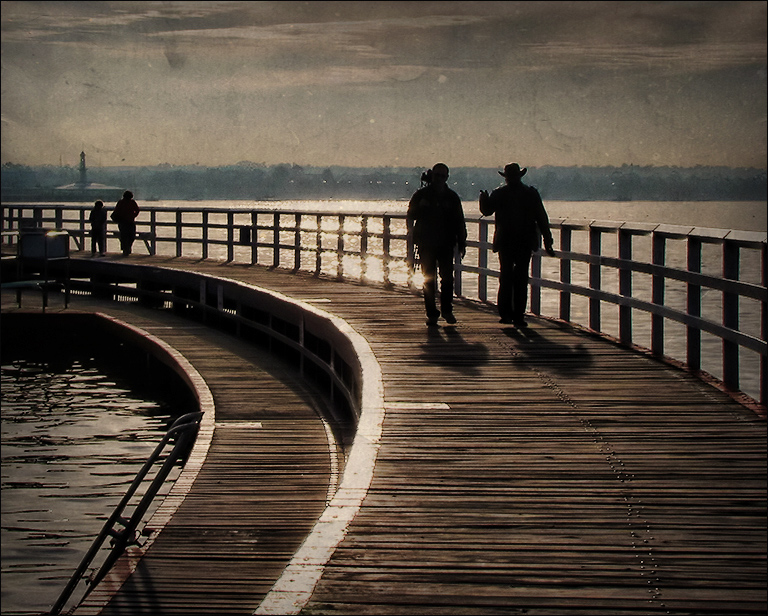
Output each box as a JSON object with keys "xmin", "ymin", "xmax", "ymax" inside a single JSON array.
[{"xmin": 2, "ymin": 202, "xmax": 765, "ymax": 406}]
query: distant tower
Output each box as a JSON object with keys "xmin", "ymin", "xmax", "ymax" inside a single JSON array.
[{"xmin": 79, "ymin": 151, "xmax": 87, "ymax": 187}]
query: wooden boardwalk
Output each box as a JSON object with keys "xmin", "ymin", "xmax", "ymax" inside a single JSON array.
[{"xmin": 3, "ymin": 253, "xmax": 766, "ymax": 615}]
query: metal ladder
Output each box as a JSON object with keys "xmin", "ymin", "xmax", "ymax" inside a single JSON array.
[{"xmin": 49, "ymin": 411, "xmax": 204, "ymax": 615}]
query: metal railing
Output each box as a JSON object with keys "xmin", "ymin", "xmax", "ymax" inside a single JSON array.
[
  {"xmin": 2, "ymin": 203, "xmax": 765, "ymax": 406},
  {"xmin": 48, "ymin": 411, "xmax": 203, "ymax": 616}
]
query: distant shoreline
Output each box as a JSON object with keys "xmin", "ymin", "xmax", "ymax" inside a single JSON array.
[{"xmin": 3, "ymin": 164, "xmax": 765, "ymax": 203}]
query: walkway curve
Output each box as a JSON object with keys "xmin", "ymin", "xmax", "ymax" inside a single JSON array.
[{"xmin": 79, "ymin": 313, "xmax": 217, "ymax": 608}]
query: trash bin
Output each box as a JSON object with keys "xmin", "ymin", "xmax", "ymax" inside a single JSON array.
[
  {"xmin": 19, "ymin": 229, "xmax": 69, "ymax": 259},
  {"xmin": 15, "ymin": 229, "xmax": 71, "ymax": 309}
]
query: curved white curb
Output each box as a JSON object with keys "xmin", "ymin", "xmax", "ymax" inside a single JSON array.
[{"xmin": 74, "ymin": 313, "xmax": 216, "ymax": 614}]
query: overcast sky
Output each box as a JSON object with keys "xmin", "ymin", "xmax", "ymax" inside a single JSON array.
[{"xmin": 1, "ymin": 1, "xmax": 765, "ymax": 169}]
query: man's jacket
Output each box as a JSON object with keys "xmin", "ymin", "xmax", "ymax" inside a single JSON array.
[
  {"xmin": 480, "ymin": 182, "xmax": 553, "ymax": 253},
  {"xmin": 408, "ymin": 185, "xmax": 467, "ymax": 250}
]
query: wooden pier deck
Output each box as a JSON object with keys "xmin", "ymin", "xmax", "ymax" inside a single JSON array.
[{"xmin": 3, "ymin": 253, "xmax": 766, "ymax": 615}]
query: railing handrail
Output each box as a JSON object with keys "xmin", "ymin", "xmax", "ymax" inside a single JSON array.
[
  {"xmin": 2, "ymin": 203, "xmax": 765, "ymax": 406},
  {"xmin": 3, "ymin": 202, "xmax": 767, "ymax": 247}
]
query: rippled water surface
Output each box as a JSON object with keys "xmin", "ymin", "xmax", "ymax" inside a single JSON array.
[{"xmin": 1, "ymin": 352, "xmax": 186, "ymax": 615}]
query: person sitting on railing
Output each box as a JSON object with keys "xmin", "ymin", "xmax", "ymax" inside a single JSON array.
[
  {"xmin": 408, "ymin": 163, "xmax": 467, "ymax": 326},
  {"xmin": 479, "ymin": 163, "xmax": 555, "ymax": 327},
  {"xmin": 111, "ymin": 190, "xmax": 140, "ymax": 256}
]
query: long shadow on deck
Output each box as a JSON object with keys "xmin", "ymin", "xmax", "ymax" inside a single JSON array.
[
  {"xmin": 502, "ymin": 325, "xmax": 594, "ymax": 376},
  {"xmin": 419, "ymin": 325, "xmax": 490, "ymax": 376}
]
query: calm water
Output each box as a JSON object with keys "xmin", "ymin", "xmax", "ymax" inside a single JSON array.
[
  {"xmin": 1, "ymin": 355, "xmax": 184, "ymax": 615},
  {"xmin": 131, "ymin": 198, "xmax": 766, "ymax": 231}
]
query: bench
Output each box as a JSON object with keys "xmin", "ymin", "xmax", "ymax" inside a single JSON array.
[{"xmin": 67, "ymin": 229, "xmax": 155, "ymax": 255}]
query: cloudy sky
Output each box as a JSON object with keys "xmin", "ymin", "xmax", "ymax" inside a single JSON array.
[{"xmin": 1, "ymin": 1, "xmax": 765, "ymax": 169}]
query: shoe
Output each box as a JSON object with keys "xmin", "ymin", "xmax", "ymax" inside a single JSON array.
[
  {"xmin": 499, "ymin": 318, "xmax": 512, "ymax": 324},
  {"xmin": 426, "ymin": 316, "xmax": 439, "ymax": 326},
  {"xmin": 443, "ymin": 312, "xmax": 457, "ymax": 324},
  {"xmin": 514, "ymin": 319, "xmax": 528, "ymax": 328}
]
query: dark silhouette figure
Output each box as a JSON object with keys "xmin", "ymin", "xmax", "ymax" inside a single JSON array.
[
  {"xmin": 88, "ymin": 200, "xmax": 108, "ymax": 256},
  {"xmin": 408, "ymin": 163, "xmax": 467, "ymax": 326},
  {"xmin": 479, "ymin": 163, "xmax": 555, "ymax": 326},
  {"xmin": 111, "ymin": 190, "xmax": 140, "ymax": 256}
]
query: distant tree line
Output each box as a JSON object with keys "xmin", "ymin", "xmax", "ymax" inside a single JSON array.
[{"xmin": 1, "ymin": 161, "xmax": 765, "ymax": 202}]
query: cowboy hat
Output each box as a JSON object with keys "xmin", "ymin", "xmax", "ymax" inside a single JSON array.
[{"xmin": 499, "ymin": 163, "xmax": 527, "ymax": 178}]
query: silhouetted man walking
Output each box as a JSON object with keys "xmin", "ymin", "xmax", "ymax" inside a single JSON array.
[
  {"xmin": 408, "ymin": 163, "xmax": 467, "ymax": 326},
  {"xmin": 479, "ymin": 163, "xmax": 555, "ymax": 326}
]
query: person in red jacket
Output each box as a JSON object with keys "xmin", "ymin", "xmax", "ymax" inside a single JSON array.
[
  {"xmin": 111, "ymin": 190, "xmax": 140, "ymax": 255},
  {"xmin": 479, "ymin": 163, "xmax": 555, "ymax": 327}
]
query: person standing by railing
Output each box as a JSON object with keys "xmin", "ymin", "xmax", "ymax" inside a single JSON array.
[
  {"xmin": 88, "ymin": 200, "xmax": 108, "ymax": 257},
  {"xmin": 408, "ymin": 163, "xmax": 467, "ymax": 326},
  {"xmin": 111, "ymin": 190, "xmax": 140, "ymax": 256},
  {"xmin": 479, "ymin": 163, "xmax": 555, "ymax": 327}
]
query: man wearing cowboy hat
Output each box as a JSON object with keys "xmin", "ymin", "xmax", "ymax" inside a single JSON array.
[{"xmin": 479, "ymin": 163, "xmax": 555, "ymax": 326}]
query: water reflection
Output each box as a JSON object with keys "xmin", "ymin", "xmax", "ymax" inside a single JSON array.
[{"xmin": 1, "ymin": 354, "xmax": 186, "ymax": 615}]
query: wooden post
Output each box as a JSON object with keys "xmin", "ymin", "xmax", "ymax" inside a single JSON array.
[
  {"xmin": 149, "ymin": 210, "xmax": 157, "ymax": 256},
  {"xmin": 315, "ymin": 214, "xmax": 322, "ymax": 275},
  {"xmin": 619, "ymin": 228, "xmax": 632, "ymax": 345},
  {"xmin": 176, "ymin": 210, "xmax": 183, "ymax": 258},
  {"xmin": 723, "ymin": 239, "xmax": 740, "ymax": 391},
  {"xmin": 202, "ymin": 210, "xmax": 209, "ymax": 260},
  {"xmin": 478, "ymin": 219, "xmax": 488, "ymax": 303},
  {"xmin": 226, "ymin": 211, "xmax": 235, "ymax": 262},
  {"xmin": 251, "ymin": 211, "xmax": 258, "ymax": 265},
  {"xmin": 383, "ymin": 215, "xmax": 392, "ymax": 286},
  {"xmin": 686, "ymin": 236, "xmax": 702, "ymax": 371},
  {"xmin": 651, "ymin": 233, "xmax": 666, "ymax": 356},
  {"xmin": 273, "ymin": 213, "xmax": 280, "ymax": 268},
  {"xmin": 559, "ymin": 227, "xmax": 572, "ymax": 322},
  {"xmin": 761, "ymin": 242, "xmax": 767, "ymax": 407},
  {"xmin": 361, "ymin": 215, "xmax": 368, "ymax": 281},
  {"xmin": 294, "ymin": 213, "xmax": 302, "ymax": 271},
  {"xmin": 337, "ymin": 215, "xmax": 345, "ymax": 280},
  {"xmin": 589, "ymin": 227, "xmax": 602, "ymax": 332}
]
